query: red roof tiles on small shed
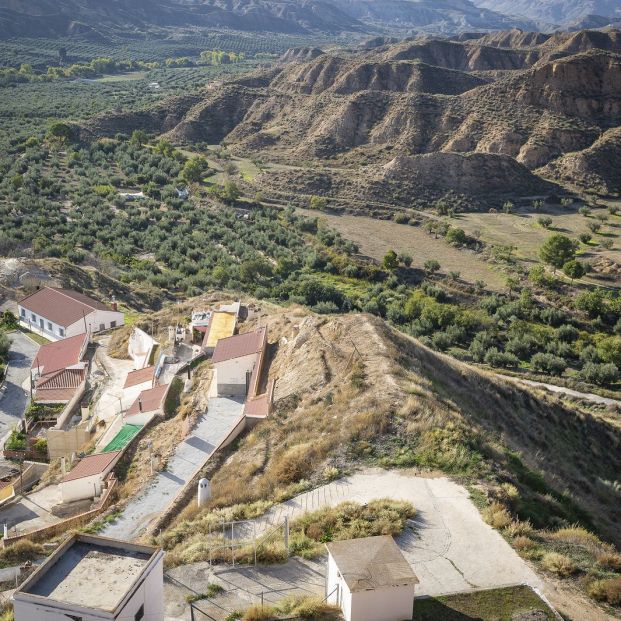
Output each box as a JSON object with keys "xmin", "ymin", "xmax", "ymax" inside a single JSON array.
[
  {"xmin": 123, "ymin": 366, "xmax": 155, "ymax": 389},
  {"xmin": 212, "ymin": 327, "xmax": 267, "ymax": 364},
  {"xmin": 126, "ymin": 383, "xmax": 170, "ymax": 416},
  {"xmin": 62, "ymin": 451, "xmax": 121, "ymax": 483}
]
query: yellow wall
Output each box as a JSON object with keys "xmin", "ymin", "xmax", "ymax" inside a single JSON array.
[{"xmin": 205, "ymin": 312, "xmax": 236, "ymax": 348}]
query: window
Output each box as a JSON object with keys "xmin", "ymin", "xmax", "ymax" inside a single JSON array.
[
  {"xmin": 31, "ymin": 313, "xmax": 36, "ymax": 321},
  {"xmin": 135, "ymin": 604, "xmax": 144, "ymax": 621},
  {"xmin": 59, "ymin": 328, "xmax": 65, "ymax": 337},
  {"xmin": 20, "ymin": 308, "xmax": 25, "ymax": 317},
  {"xmin": 47, "ymin": 321, "xmax": 53, "ymax": 331},
  {"xmin": 99, "ymin": 323, "xmax": 105, "ymax": 331},
  {"xmin": 111, "ymin": 320, "xmax": 116, "ymax": 328}
]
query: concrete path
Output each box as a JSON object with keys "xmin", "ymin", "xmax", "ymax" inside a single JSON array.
[
  {"xmin": 0, "ymin": 331, "xmax": 38, "ymax": 443},
  {"xmin": 236, "ymin": 470, "xmax": 542, "ymax": 598},
  {"xmin": 102, "ymin": 396, "xmax": 245, "ymax": 541},
  {"xmin": 502, "ymin": 375, "xmax": 621, "ymax": 408}
]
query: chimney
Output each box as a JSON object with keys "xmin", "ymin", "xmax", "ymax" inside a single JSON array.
[
  {"xmin": 111, "ymin": 295, "xmax": 118, "ymax": 312},
  {"xmin": 138, "ymin": 397, "xmax": 143, "ymax": 412}
]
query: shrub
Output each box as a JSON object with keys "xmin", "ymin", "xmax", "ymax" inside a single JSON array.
[
  {"xmin": 484, "ymin": 348, "xmax": 518, "ymax": 368},
  {"xmin": 597, "ymin": 552, "xmax": 621, "ymax": 572},
  {"xmin": 482, "ymin": 502, "xmax": 512, "ymax": 529},
  {"xmin": 0, "ymin": 540, "xmax": 44, "ymax": 567},
  {"xmin": 580, "ymin": 362, "xmax": 619, "ymax": 386},
  {"xmin": 513, "ymin": 536, "xmax": 536, "ymax": 551},
  {"xmin": 541, "ymin": 552, "xmax": 578, "ymax": 577},
  {"xmin": 530, "ymin": 353, "xmax": 566, "ymax": 376},
  {"xmin": 588, "ymin": 577, "xmax": 621, "ymax": 606}
]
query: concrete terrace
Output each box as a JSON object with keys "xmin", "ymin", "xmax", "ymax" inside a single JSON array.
[{"xmin": 102, "ymin": 396, "xmax": 245, "ymax": 541}]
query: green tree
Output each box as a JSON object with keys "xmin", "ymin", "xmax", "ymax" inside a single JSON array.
[
  {"xmin": 537, "ymin": 216, "xmax": 552, "ymax": 229},
  {"xmin": 539, "ymin": 235, "xmax": 577, "ymax": 272},
  {"xmin": 424, "ymin": 259, "xmax": 441, "ymax": 275},
  {"xmin": 398, "ymin": 253, "xmax": 413, "ymax": 268},
  {"xmin": 309, "ymin": 195, "xmax": 327, "ymax": 211},
  {"xmin": 47, "ymin": 122, "xmax": 74, "ymax": 143},
  {"xmin": 383, "ymin": 250, "xmax": 399, "ymax": 271},
  {"xmin": 562, "ymin": 260, "xmax": 585, "ymax": 283},
  {"xmin": 224, "ymin": 180, "xmax": 240, "ymax": 202},
  {"xmin": 129, "ymin": 129, "xmax": 148, "ymax": 146},
  {"xmin": 575, "ymin": 288, "xmax": 606, "ymax": 318},
  {"xmin": 446, "ymin": 227, "xmax": 467, "ymax": 245},
  {"xmin": 181, "ymin": 157, "xmax": 209, "ymax": 184},
  {"xmin": 502, "ymin": 201, "xmax": 514, "ymax": 214}
]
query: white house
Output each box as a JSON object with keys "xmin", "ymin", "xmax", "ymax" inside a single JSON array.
[
  {"xmin": 122, "ymin": 366, "xmax": 156, "ymax": 407},
  {"xmin": 60, "ymin": 451, "xmax": 121, "ymax": 503},
  {"xmin": 128, "ymin": 327, "xmax": 158, "ymax": 369},
  {"xmin": 212, "ymin": 327, "xmax": 267, "ymax": 397},
  {"xmin": 18, "ymin": 287, "xmax": 124, "ymax": 342},
  {"xmin": 125, "ymin": 383, "xmax": 170, "ymax": 425},
  {"xmin": 326, "ymin": 536, "xmax": 419, "ymax": 621},
  {"xmin": 13, "ymin": 533, "xmax": 164, "ymax": 621}
]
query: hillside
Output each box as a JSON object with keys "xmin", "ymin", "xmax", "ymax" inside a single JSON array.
[
  {"xmin": 0, "ymin": 0, "xmax": 559, "ymax": 39},
  {"xmin": 75, "ymin": 30, "xmax": 621, "ymax": 202},
  {"xmin": 474, "ymin": 0, "xmax": 621, "ymax": 26},
  {"xmin": 157, "ymin": 304, "xmax": 621, "ymax": 604}
]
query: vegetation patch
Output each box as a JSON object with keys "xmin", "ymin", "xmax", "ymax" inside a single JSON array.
[{"xmin": 413, "ymin": 585, "xmax": 557, "ymax": 621}]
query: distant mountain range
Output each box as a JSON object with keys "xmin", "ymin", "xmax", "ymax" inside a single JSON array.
[{"xmin": 2, "ymin": 0, "xmax": 621, "ymax": 39}]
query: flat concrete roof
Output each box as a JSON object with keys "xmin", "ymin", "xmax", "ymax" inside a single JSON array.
[{"xmin": 19, "ymin": 535, "xmax": 159, "ymax": 613}]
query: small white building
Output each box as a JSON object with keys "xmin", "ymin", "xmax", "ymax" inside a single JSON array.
[
  {"xmin": 128, "ymin": 327, "xmax": 158, "ymax": 370},
  {"xmin": 13, "ymin": 533, "xmax": 164, "ymax": 621},
  {"xmin": 326, "ymin": 535, "xmax": 419, "ymax": 621},
  {"xmin": 60, "ymin": 451, "xmax": 121, "ymax": 503},
  {"xmin": 18, "ymin": 287, "xmax": 124, "ymax": 342},
  {"xmin": 122, "ymin": 365, "xmax": 156, "ymax": 407},
  {"xmin": 212, "ymin": 327, "xmax": 267, "ymax": 397}
]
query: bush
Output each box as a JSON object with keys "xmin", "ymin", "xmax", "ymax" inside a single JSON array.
[
  {"xmin": 484, "ymin": 348, "xmax": 519, "ymax": 368},
  {"xmin": 541, "ymin": 552, "xmax": 578, "ymax": 577},
  {"xmin": 482, "ymin": 502, "xmax": 512, "ymax": 529},
  {"xmin": 0, "ymin": 540, "xmax": 44, "ymax": 567},
  {"xmin": 580, "ymin": 362, "xmax": 619, "ymax": 386},
  {"xmin": 530, "ymin": 353, "xmax": 566, "ymax": 376},
  {"xmin": 596, "ymin": 552, "xmax": 621, "ymax": 572},
  {"xmin": 513, "ymin": 536, "xmax": 536, "ymax": 551},
  {"xmin": 587, "ymin": 577, "xmax": 621, "ymax": 605}
]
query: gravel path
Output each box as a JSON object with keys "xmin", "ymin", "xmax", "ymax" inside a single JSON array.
[{"xmin": 102, "ymin": 396, "xmax": 245, "ymax": 541}]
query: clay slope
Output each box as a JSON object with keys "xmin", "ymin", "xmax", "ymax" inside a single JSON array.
[
  {"xmin": 254, "ymin": 152, "xmax": 556, "ymax": 205},
  {"xmin": 541, "ymin": 126, "xmax": 621, "ymax": 193}
]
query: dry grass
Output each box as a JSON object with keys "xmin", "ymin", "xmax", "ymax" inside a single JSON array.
[
  {"xmin": 0, "ymin": 540, "xmax": 44, "ymax": 568},
  {"xmin": 241, "ymin": 595, "xmax": 341, "ymax": 620},
  {"xmin": 482, "ymin": 502, "xmax": 512, "ymax": 529},
  {"xmin": 587, "ymin": 576, "xmax": 621, "ymax": 606},
  {"xmin": 541, "ymin": 552, "xmax": 578, "ymax": 577}
]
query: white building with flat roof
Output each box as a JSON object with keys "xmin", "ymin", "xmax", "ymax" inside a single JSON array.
[
  {"xmin": 326, "ymin": 535, "xmax": 419, "ymax": 621},
  {"xmin": 13, "ymin": 533, "xmax": 164, "ymax": 621}
]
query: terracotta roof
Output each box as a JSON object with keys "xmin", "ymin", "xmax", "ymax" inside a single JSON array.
[
  {"xmin": 36, "ymin": 368, "xmax": 85, "ymax": 390},
  {"xmin": 212, "ymin": 327, "xmax": 266, "ymax": 364},
  {"xmin": 19, "ymin": 287, "xmax": 112, "ymax": 328},
  {"xmin": 326, "ymin": 536, "xmax": 419, "ymax": 592},
  {"xmin": 126, "ymin": 383, "xmax": 169, "ymax": 416},
  {"xmin": 32, "ymin": 333, "xmax": 88, "ymax": 375},
  {"xmin": 62, "ymin": 451, "xmax": 121, "ymax": 483},
  {"xmin": 123, "ymin": 366, "xmax": 155, "ymax": 389},
  {"xmin": 243, "ymin": 395, "xmax": 269, "ymax": 418},
  {"xmin": 35, "ymin": 387, "xmax": 78, "ymax": 402}
]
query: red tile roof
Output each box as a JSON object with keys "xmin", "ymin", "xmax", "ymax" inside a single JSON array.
[
  {"xmin": 62, "ymin": 451, "xmax": 121, "ymax": 483},
  {"xmin": 32, "ymin": 333, "xmax": 88, "ymax": 376},
  {"xmin": 123, "ymin": 366, "xmax": 155, "ymax": 389},
  {"xmin": 126, "ymin": 383, "xmax": 170, "ymax": 416},
  {"xmin": 19, "ymin": 287, "xmax": 112, "ymax": 328},
  {"xmin": 212, "ymin": 327, "xmax": 267, "ymax": 364}
]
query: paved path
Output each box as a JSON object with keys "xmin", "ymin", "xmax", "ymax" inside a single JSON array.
[
  {"xmin": 0, "ymin": 331, "xmax": 38, "ymax": 443},
  {"xmin": 500, "ymin": 375, "xmax": 621, "ymax": 407},
  {"xmin": 234, "ymin": 470, "xmax": 541, "ymax": 598},
  {"xmin": 0, "ymin": 485, "xmax": 62, "ymax": 535},
  {"xmin": 102, "ymin": 396, "xmax": 245, "ymax": 541}
]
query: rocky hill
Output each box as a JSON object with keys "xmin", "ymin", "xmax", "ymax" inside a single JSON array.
[{"xmin": 77, "ymin": 30, "xmax": 621, "ymax": 201}]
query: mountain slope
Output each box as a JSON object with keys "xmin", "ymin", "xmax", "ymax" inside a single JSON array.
[{"xmin": 473, "ymin": 0, "xmax": 621, "ymax": 25}]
